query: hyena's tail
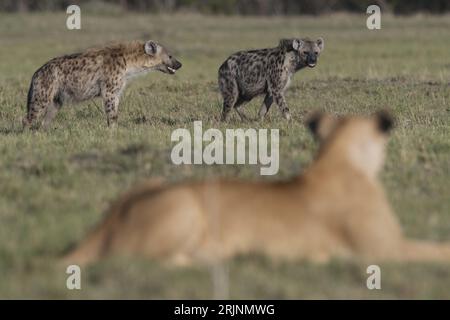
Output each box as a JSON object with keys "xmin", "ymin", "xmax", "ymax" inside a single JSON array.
[
  {"xmin": 59, "ymin": 178, "xmax": 166, "ymax": 267},
  {"xmin": 398, "ymin": 239, "xmax": 450, "ymax": 262},
  {"xmin": 26, "ymin": 80, "xmax": 33, "ymax": 114},
  {"xmin": 22, "ymin": 78, "xmax": 35, "ymax": 129}
]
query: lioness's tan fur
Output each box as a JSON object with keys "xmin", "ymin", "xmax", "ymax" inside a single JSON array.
[{"xmin": 62, "ymin": 111, "xmax": 450, "ymax": 266}]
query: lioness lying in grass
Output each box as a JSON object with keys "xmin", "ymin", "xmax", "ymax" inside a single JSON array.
[{"xmin": 62, "ymin": 111, "xmax": 450, "ymax": 266}]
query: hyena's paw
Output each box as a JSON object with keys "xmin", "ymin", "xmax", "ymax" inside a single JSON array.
[
  {"xmin": 221, "ymin": 112, "xmax": 230, "ymax": 122},
  {"xmin": 258, "ymin": 109, "xmax": 268, "ymax": 121},
  {"xmin": 282, "ymin": 110, "xmax": 291, "ymax": 121},
  {"xmin": 22, "ymin": 116, "xmax": 33, "ymax": 131},
  {"xmin": 107, "ymin": 121, "xmax": 118, "ymax": 129},
  {"xmin": 236, "ymin": 109, "xmax": 251, "ymax": 122},
  {"xmin": 106, "ymin": 115, "xmax": 119, "ymax": 128}
]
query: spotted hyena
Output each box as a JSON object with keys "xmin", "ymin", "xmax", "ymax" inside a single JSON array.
[
  {"xmin": 23, "ymin": 40, "xmax": 182, "ymax": 129},
  {"xmin": 218, "ymin": 38, "xmax": 324, "ymax": 121}
]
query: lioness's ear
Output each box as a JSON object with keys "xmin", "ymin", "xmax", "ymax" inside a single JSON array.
[
  {"xmin": 144, "ymin": 40, "xmax": 158, "ymax": 55},
  {"xmin": 316, "ymin": 37, "xmax": 324, "ymax": 51},
  {"xmin": 305, "ymin": 111, "xmax": 336, "ymax": 141},
  {"xmin": 375, "ymin": 110, "xmax": 394, "ymax": 134}
]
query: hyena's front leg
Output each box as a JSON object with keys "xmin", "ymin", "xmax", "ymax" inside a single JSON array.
[
  {"xmin": 103, "ymin": 95, "xmax": 120, "ymax": 127},
  {"xmin": 273, "ymin": 92, "xmax": 291, "ymax": 120},
  {"xmin": 102, "ymin": 81, "xmax": 123, "ymax": 127},
  {"xmin": 269, "ymin": 75, "xmax": 291, "ymax": 120}
]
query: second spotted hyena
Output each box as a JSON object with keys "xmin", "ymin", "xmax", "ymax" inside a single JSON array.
[
  {"xmin": 218, "ymin": 38, "xmax": 324, "ymax": 121},
  {"xmin": 23, "ymin": 40, "xmax": 182, "ymax": 129}
]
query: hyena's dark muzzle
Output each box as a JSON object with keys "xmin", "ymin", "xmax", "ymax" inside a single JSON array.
[
  {"xmin": 165, "ymin": 59, "xmax": 182, "ymax": 75},
  {"xmin": 307, "ymin": 54, "xmax": 317, "ymax": 68}
]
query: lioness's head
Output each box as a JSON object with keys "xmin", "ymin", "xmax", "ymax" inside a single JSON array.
[
  {"xmin": 144, "ymin": 40, "xmax": 182, "ymax": 75},
  {"xmin": 306, "ymin": 110, "xmax": 394, "ymax": 177},
  {"xmin": 280, "ymin": 37, "xmax": 324, "ymax": 68}
]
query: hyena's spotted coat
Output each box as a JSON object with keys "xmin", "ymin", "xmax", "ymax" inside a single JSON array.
[
  {"xmin": 23, "ymin": 40, "xmax": 182, "ymax": 129},
  {"xmin": 218, "ymin": 38, "xmax": 324, "ymax": 121}
]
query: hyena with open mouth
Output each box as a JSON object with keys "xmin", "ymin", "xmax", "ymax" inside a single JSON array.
[
  {"xmin": 218, "ymin": 38, "xmax": 324, "ymax": 121},
  {"xmin": 23, "ymin": 40, "xmax": 182, "ymax": 129}
]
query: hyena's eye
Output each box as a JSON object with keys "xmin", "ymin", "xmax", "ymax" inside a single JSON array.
[
  {"xmin": 302, "ymin": 51, "xmax": 309, "ymax": 55},
  {"xmin": 314, "ymin": 51, "xmax": 319, "ymax": 55}
]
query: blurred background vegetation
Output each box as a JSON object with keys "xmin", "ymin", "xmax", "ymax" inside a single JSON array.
[{"xmin": 1, "ymin": 0, "xmax": 449, "ymax": 15}]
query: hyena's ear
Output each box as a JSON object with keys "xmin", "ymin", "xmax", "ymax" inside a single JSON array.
[
  {"xmin": 279, "ymin": 39, "xmax": 303, "ymax": 51},
  {"xmin": 305, "ymin": 111, "xmax": 336, "ymax": 142},
  {"xmin": 144, "ymin": 40, "xmax": 158, "ymax": 56},
  {"xmin": 316, "ymin": 37, "xmax": 324, "ymax": 51},
  {"xmin": 375, "ymin": 110, "xmax": 394, "ymax": 134},
  {"xmin": 292, "ymin": 39, "xmax": 304, "ymax": 51}
]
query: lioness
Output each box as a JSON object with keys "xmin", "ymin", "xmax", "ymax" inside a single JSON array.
[{"xmin": 62, "ymin": 111, "xmax": 450, "ymax": 265}]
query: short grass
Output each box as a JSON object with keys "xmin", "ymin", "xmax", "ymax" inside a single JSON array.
[{"xmin": 0, "ymin": 11, "xmax": 449, "ymax": 299}]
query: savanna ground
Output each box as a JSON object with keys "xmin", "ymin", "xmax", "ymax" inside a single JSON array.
[{"xmin": 0, "ymin": 9, "xmax": 449, "ymax": 299}]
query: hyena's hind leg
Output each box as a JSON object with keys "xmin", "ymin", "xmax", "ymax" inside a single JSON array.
[
  {"xmin": 258, "ymin": 94, "xmax": 274, "ymax": 120},
  {"xmin": 234, "ymin": 98, "xmax": 251, "ymax": 122},
  {"xmin": 218, "ymin": 62, "xmax": 240, "ymax": 121},
  {"xmin": 23, "ymin": 90, "xmax": 56, "ymax": 130},
  {"xmin": 41, "ymin": 95, "xmax": 63, "ymax": 130},
  {"xmin": 219, "ymin": 77, "xmax": 239, "ymax": 122},
  {"xmin": 22, "ymin": 102, "xmax": 42, "ymax": 130},
  {"xmin": 23, "ymin": 65, "xmax": 59, "ymax": 130}
]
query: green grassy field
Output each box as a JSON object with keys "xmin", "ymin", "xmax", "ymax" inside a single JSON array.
[{"xmin": 0, "ymin": 11, "xmax": 449, "ymax": 299}]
